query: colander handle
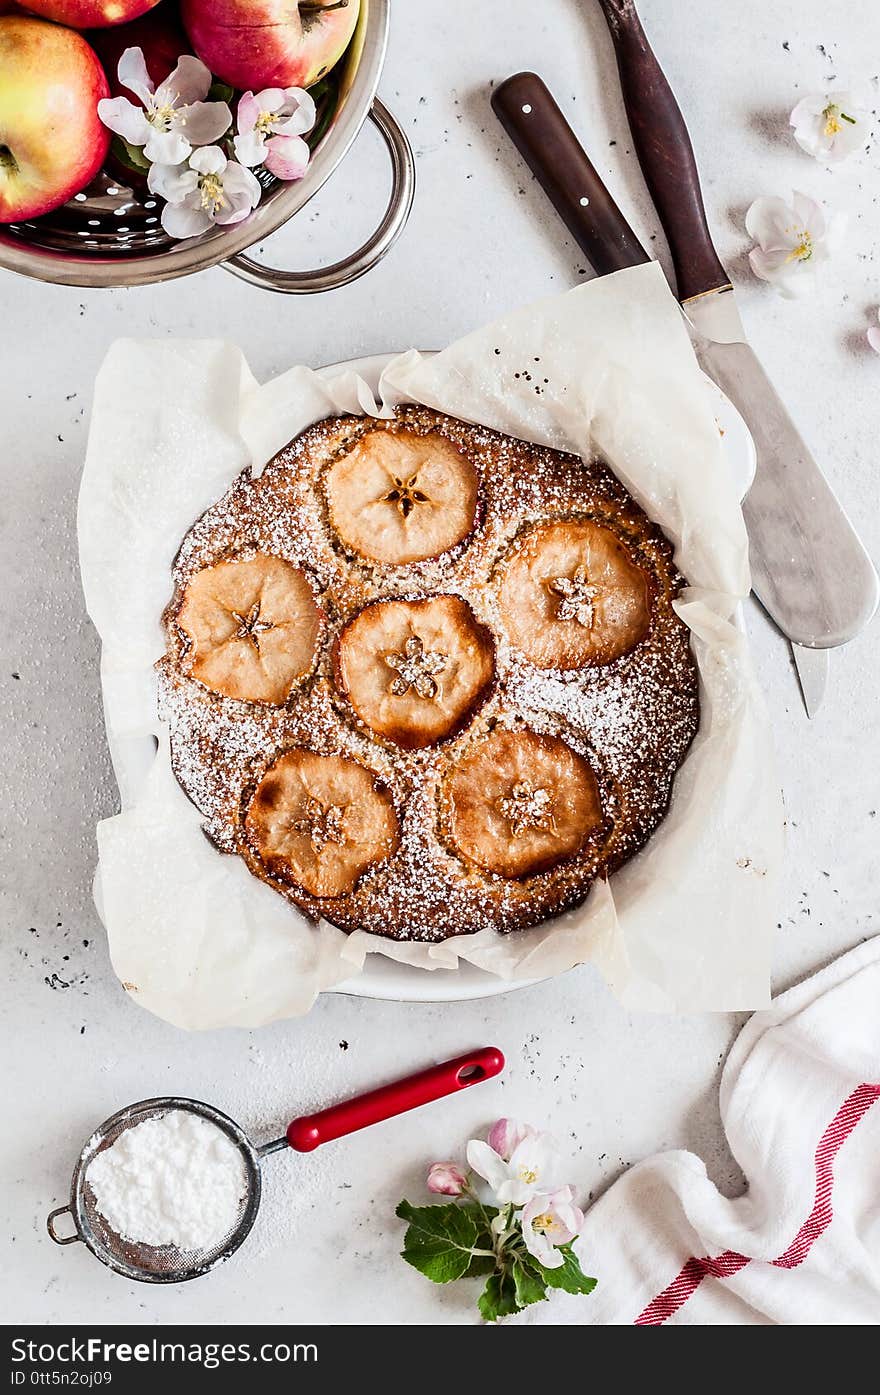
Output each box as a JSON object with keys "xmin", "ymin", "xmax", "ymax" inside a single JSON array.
[
  {"xmin": 221, "ymin": 99, "xmax": 415, "ymax": 294},
  {"xmin": 285, "ymin": 1047, "xmax": 505, "ymax": 1152}
]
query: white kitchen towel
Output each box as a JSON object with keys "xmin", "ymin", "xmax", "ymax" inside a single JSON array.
[{"xmin": 543, "ymin": 938, "xmax": 880, "ymax": 1324}]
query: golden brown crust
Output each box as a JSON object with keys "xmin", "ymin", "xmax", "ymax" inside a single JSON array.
[{"xmin": 158, "ymin": 404, "xmax": 700, "ymax": 943}]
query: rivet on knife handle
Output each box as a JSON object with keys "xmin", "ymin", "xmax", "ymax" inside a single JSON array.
[
  {"xmin": 492, "ymin": 71, "xmax": 650, "ymax": 276},
  {"xmin": 594, "ymin": 0, "xmax": 731, "ymax": 303}
]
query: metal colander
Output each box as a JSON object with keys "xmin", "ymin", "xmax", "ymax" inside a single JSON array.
[
  {"xmin": 0, "ymin": 0, "xmax": 415, "ymax": 294},
  {"xmin": 46, "ymin": 1048, "xmax": 504, "ymax": 1284}
]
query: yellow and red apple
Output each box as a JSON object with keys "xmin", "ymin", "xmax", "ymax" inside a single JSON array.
[
  {"xmin": 180, "ymin": 0, "xmax": 360, "ymax": 91},
  {"xmin": 0, "ymin": 14, "xmax": 110, "ymax": 221},
  {"xmin": 18, "ymin": 1, "xmax": 162, "ymax": 27}
]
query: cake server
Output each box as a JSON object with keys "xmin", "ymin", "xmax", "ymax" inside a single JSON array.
[
  {"xmin": 490, "ymin": 73, "xmax": 851, "ymax": 715},
  {"xmin": 46, "ymin": 1047, "xmax": 504, "ymax": 1283}
]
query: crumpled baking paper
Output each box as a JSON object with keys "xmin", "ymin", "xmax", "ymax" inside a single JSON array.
[{"xmin": 79, "ymin": 263, "xmax": 782, "ymax": 1028}]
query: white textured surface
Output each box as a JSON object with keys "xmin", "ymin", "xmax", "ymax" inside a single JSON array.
[{"xmin": 1, "ymin": 0, "xmax": 877, "ymax": 1325}]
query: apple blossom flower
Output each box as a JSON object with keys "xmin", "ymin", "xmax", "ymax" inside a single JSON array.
[
  {"xmin": 426, "ymin": 1162, "xmax": 468, "ymax": 1196},
  {"xmin": 790, "ymin": 88, "xmax": 872, "ymax": 164},
  {"xmin": 467, "ymin": 1126, "xmax": 560, "ymax": 1205},
  {"xmin": 520, "ymin": 1186, "xmax": 585, "ymax": 1270},
  {"xmin": 148, "ymin": 146, "xmax": 261, "ymax": 239},
  {"xmin": 234, "ymin": 87, "xmax": 315, "ymax": 181},
  {"xmin": 486, "ymin": 1118, "xmax": 535, "ymax": 1162},
  {"xmin": 745, "ymin": 191, "xmax": 843, "ymax": 299},
  {"xmin": 98, "ymin": 47, "xmax": 232, "ymax": 166},
  {"xmin": 867, "ymin": 309, "xmax": 880, "ymax": 355}
]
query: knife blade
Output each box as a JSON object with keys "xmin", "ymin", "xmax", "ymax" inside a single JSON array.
[
  {"xmin": 593, "ymin": 0, "xmax": 878, "ymax": 651},
  {"xmin": 791, "ymin": 642, "xmax": 830, "ymax": 719}
]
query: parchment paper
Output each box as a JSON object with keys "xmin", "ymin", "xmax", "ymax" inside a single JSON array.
[{"xmin": 79, "ymin": 264, "xmax": 782, "ymax": 1028}]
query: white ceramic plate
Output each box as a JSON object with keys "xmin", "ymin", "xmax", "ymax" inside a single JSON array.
[{"xmin": 318, "ymin": 353, "xmax": 756, "ymax": 1003}]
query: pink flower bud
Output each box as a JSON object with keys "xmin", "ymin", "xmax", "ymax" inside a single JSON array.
[
  {"xmin": 426, "ymin": 1162, "xmax": 468, "ymax": 1196},
  {"xmin": 487, "ymin": 1118, "xmax": 534, "ymax": 1162}
]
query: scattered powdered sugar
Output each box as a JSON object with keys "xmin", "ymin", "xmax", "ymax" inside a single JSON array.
[{"xmin": 85, "ymin": 1110, "xmax": 249, "ymax": 1253}]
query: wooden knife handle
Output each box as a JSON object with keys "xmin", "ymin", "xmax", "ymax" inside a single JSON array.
[
  {"xmin": 594, "ymin": 0, "xmax": 730, "ymax": 302},
  {"xmin": 492, "ymin": 71, "xmax": 650, "ymax": 276}
]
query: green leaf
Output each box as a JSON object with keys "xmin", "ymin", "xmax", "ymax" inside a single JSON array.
[
  {"xmin": 110, "ymin": 135, "xmax": 151, "ymax": 174},
  {"xmin": 512, "ymin": 1259, "xmax": 547, "ymax": 1309},
  {"xmin": 396, "ymin": 1201, "xmax": 487, "ymax": 1285},
  {"xmin": 208, "ymin": 80, "xmax": 235, "ymax": 105},
  {"xmin": 534, "ymin": 1244, "xmax": 598, "ymax": 1296},
  {"xmin": 478, "ymin": 1270, "xmax": 519, "ymax": 1323}
]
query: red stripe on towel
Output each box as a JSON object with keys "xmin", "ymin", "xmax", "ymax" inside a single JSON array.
[{"xmin": 634, "ymin": 1082, "xmax": 880, "ymax": 1326}]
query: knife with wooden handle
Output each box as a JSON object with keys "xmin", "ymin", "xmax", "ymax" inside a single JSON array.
[
  {"xmin": 491, "ymin": 69, "xmax": 869, "ymax": 714},
  {"xmin": 591, "ymin": 0, "xmax": 877, "ymax": 656}
]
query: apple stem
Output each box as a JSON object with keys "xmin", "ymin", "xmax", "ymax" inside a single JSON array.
[
  {"xmin": 300, "ymin": 1, "xmax": 349, "ymax": 13},
  {"xmin": 0, "ymin": 144, "xmax": 18, "ymax": 173}
]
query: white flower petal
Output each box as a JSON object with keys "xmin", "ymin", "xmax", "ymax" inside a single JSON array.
[
  {"xmin": 147, "ymin": 161, "xmax": 198, "ymax": 203},
  {"xmin": 264, "ymin": 134, "xmax": 310, "ymax": 181},
  {"xmin": 97, "ymin": 96, "xmax": 152, "ymax": 147},
  {"xmin": 189, "ymin": 145, "xmax": 228, "ymax": 176},
  {"xmin": 253, "ymin": 87, "xmax": 288, "ymax": 114},
  {"xmin": 465, "ymin": 1139, "xmax": 509, "ymax": 1194},
  {"xmin": 745, "ymin": 195, "xmax": 796, "ymax": 248},
  {"xmin": 161, "ymin": 55, "xmax": 212, "ymax": 108},
  {"xmin": 117, "ymin": 46, "xmax": 154, "ymax": 104},
  {"xmin": 213, "ymin": 163, "xmax": 261, "ymax": 224},
  {"xmin": 273, "ymin": 89, "xmax": 316, "ymax": 135},
  {"xmin": 792, "ymin": 190, "xmax": 824, "ymax": 238},
  {"xmin": 161, "ymin": 199, "xmax": 213, "ymax": 240},
  {"xmin": 179, "ymin": 101, "xmax": 232, "ymax": 147},
  {"xmin": 144, "ymin": 128, "xmax": 192, "ymax": 165},
  {"xmin": 234, "ymin": 129, "xmax": 268, "ymax": 167},
  {"xmin": 236, "ymin": 91, "xmax": 260, "ymax": 136}
]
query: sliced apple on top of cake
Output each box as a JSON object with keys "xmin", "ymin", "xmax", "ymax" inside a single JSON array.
[
  {"xmin": 497, "ymin": 518, "xmax": 652, "ymax": 669},
  {"xmin": 443, "ymin": 727, "xmax": 605, "ymax": 879},
  {"xmin": 243, "ymin": 749, "xmax": 399, "ymax": 899},
  {"xmin": 334, "ymin": 594, "xmax": 495, "ymax": 749},
  {"xmin": 325, "ymin": 425, "xmax": 479, "ymax": 565},
  {"xmin": 175, "ymin": 553, "xmax": 323, "ymax": 704}
]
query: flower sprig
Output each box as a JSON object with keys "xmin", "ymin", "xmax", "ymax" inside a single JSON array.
[
  {"xmin": 397, "ymin": 1118, "xmax": 596, "ymax": 1322},
  {"xmin": 97, "ymin": 46, "xmax": 316, "ymax": 240}
]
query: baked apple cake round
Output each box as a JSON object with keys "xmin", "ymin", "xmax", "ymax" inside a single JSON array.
[{"xmin": 158, "ymin": 406, "xmax": 699, "ymax": 942}]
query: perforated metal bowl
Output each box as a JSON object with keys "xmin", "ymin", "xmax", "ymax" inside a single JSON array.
[{"xmin": 0, "ymin": 0, "xmax": 414, "ymax": 294}]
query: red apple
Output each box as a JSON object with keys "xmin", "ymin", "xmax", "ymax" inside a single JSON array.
[
  {"xmin": 180, "ymin": 0, "xmax": 360, "ymax": 91},
  {"xmin": 0, "ymin": 15, "xmax": 110, "ymax": 222},
  {"xmin": 88, "ymin": 3, "xmax": 188, "ymax": 95},
  {"xmin": 18, "ymin": 1, "xmax": 162, "ymax": 26}
]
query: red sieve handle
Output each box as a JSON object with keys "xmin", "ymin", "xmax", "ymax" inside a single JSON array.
[{"xmin": 286, "ymin": 1047, "xmax": 505, "ymax": 1152}]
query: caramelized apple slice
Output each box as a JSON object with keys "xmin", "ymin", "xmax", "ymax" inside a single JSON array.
[
  {"xmin": 325, "ymin": 427, "xmax": 479, "ymax": 564},
  {"xmin": 244, "ymin": 749, "xmax": 399, "ymax": 899},
  {"xmin": 497, "ymin": 519, "xmax": 652, "ymax": 669},
  {"xmin": 176, "ymin": 554, "xmax": 322, "ymax": 704},
  {"xmin": 444, "ymin": 727, "xmax": 604, "ymax": 878},
  {"xmin": 335, "ymin": 595, "xmax": 495, "ymax": 750}
]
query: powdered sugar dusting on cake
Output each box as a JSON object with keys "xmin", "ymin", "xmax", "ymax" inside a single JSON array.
[{"xmin": 158, "ymin": 407, "xmax": 699, "ymax": 942}]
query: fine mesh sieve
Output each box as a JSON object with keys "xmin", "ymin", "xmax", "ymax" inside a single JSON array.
[{"xmin": 47, "ymin": 1048, "xmax": 504, "ymax": 1283}]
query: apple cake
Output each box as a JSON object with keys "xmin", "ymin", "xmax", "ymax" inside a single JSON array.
[{"xmin": 157, "ymin": 405, "xmax": 699, "ymax": 941}]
